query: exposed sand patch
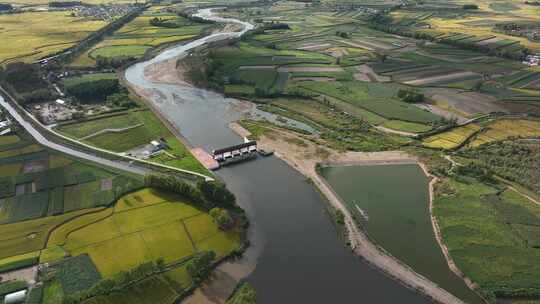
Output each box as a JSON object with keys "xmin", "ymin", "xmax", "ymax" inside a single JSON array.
[
  {"xmin": 228, "ymin": 123, "xmax": 468, "ymax": 304},
  {"xmin": 338, "ymin": 39, "xmax": 375, "ymax": 51},
  {"xmin": 297, "ymin": 43, "xmax": 332, "ymax": 51},
  {"xmin": 0, "ymin": 266, "xmax": 38, "ymax": 285},
  {"xmin": 354, "ymin": 64, "xmax": 391, "ymax": 82},
  {"xmin": 144, "ymin": 58, "xmax": 191, "ymax": 86}
]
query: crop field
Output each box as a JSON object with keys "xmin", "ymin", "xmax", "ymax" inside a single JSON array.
[
  {"xmin": 55, "ymin": 110, "xmax": 207, "ymax": 174},
  {"xmin": 434, "ymin": 177, "xmax": 540, "ymax": 296},
  {"xmin": 0, "ymin": 133, "xmax": 142, "ymax": 225},
  {"xmin": 297, "ymin": 81, "xmax": 440, "ymax": 124},
  {"xmin": 0, "ymin": 207, "xmax": 103, "ymax": 260},
  {"xmin": 468, "ymin": 119, "xmax": 540, "ymax": 148},
  {"xmin": 81, "ymin": 271, "xmax": 186, "ymax": 304},
  {"xmin": 69, "ymin": 9, "xmax": 209, "ymax": 67},
  {"xmin": 62, "ymin": 73, "xmax": 118, "ymax": 88},
  {"xmin": 0, "ymin": 250, "xmax": 39, "ymax": 273},
  {"xmin": 423, "ymin": 124, "xmax": 482, "ymax": 149},
  {"xmin": 0, "ymin": 11, "xmax": 107, "ymax": 64},
  {"xmin": 43, "ymin": 188, "xmax": 241, "ymax": 277}
]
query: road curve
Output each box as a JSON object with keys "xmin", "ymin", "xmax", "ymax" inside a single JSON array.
[{"xmin": 0, "ymin": 92, "xmax": 148, "ymax": 175}]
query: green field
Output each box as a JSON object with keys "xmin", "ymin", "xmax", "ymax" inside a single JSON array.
[
  {"xmin": 62, "ymin": 73, "xmax": 118, "ymax": 88},
  {"xmin": 434, "ymin": 177, "xmax": 540, "ymax": 298},
  {"xmin": 55, "ymin": 110, "xmax": 208, "ymax": 174},
  {"xmin": 0, "ymin": 133, "xmax": 143, "ymax": 225},
  {"xmin": 297, "ymin": 81, "xmax": 440, "ymax": 124}
]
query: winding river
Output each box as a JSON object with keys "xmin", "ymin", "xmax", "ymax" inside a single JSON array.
[{"xmin": 125, "ymin": 8, "xmax": 439, "ymax": 303}]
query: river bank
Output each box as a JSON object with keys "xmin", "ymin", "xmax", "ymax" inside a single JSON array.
[
  {"xmin": 230, "ymin": 123, "xmax": 469, "ymax": 304},
  {"xmin": 121, "ymin": 7, "xmax": 470, "ymax": 304}
]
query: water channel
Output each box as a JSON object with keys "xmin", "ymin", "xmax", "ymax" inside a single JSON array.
[{"xmin": 125, "ymin": 8, "xmax": 455, "ymax": 303}]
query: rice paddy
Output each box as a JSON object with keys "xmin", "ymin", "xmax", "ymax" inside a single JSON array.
[
  {"xmin": 468, "ymin": 119, "xmax": 540, "ymax": 147},
  {"xmin": 69, "ymin": 9, "xmax": 209, "ymax": 68},
  {"xmin": 423, "ymin": 124, "xmax": 482, "ymax": 149},
  {"xmin": 44, "ymin": 188, "xmax": 241, "ymax": 277},
  {"xmin": 0, "ymin": 11, "xmax": 106, "ymax": 65}
]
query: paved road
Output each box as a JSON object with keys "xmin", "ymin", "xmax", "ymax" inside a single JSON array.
[
  {"xmin": 0, "ymin": 91, "xmax": 148, "ymax": 175},
  {"xmin": 0, "ymin": 87, "xmax": 214, "ymax": 180}
]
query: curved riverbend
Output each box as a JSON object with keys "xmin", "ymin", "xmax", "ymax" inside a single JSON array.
[{"xmin": 125, "ymin": 8, "xmax": 458, "ymax": 304}]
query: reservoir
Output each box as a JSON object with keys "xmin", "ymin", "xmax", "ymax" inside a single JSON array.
[{"xmin": 320, "ymin": 164, "xmax": 483, "ymax": 304}]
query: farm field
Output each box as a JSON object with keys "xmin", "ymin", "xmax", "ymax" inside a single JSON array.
[
  {"xmin": 468, "ymin": 119, "xmax": 540, "ymax": 148},
  {"xmin": 69, "ymin": 7, "xmax": 210, "ymax": 68},
  {"xmin": 38, "ymin": 188, "xmax": 242, "ymax": 303},
  {"xmin": 0, "ymin": 131, "xmax": 143, "ymax": 226},
  {"xmin": 423, "ymin": 124, "xmax": 482, "ymax": 149},
  {"xmin": 433, "ymin": 177, "xmax": 540, "ymax": 297},
  {"xmin": 0, "ymin": 11, "xmax": 107, "ymax": 65},
  {"xmin": 297, "ymin": 81, "xmax": 440, "ymax": 124},
  {"xmin": 55, "ymin": 109, "xmax": 208, "ymax": 174}
]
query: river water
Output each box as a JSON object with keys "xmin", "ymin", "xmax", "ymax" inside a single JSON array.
[{"xmin": 125, "ymin": 8, "xmax": 437, "ymax": 303}]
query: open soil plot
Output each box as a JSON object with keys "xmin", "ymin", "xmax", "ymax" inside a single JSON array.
[
  {"xmin": 403, "ymin": 71, "xmax": 480, "ymax": 86},
  {"xmin": 354, "ymin": 64, "xmax": 391, "ymax": 82},
  {"xmin": 297, "ymin": 43, "xmax": 333, "ymax": 51},
  {"xmin": 349, "ymin": 37, "xmax": 398, "ymax": 50},
  {"xmin": 428, "ymin": 90, "xmax": 505, "ymax": 115}
]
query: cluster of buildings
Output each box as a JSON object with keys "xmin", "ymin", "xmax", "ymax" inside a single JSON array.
[
  {"xmin": 71, "ymin": 4, "xmax": 135, "ymax": 22},
  {"xmin": 0, "ymin": 110, "xmax": 12, "ymax": 136},
  {"xmin": 523, "ymin": 54, "xmax": 540, "ymax": 66}
]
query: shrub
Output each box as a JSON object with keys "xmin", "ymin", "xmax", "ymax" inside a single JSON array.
[
  {"xmin": 209, "ymin": 208, "xmax": 234, "ymax": 230},
  {"xmin": 186, "ymin": 251, "xmax": 215, "ymax": 284}
]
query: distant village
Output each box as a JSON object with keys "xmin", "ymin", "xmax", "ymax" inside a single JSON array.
[{"xmin": 523, "ymin": 54, "xmax": 540, "ymax": 66}]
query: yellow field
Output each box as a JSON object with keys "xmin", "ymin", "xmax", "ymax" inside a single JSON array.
[
  {"xmin": 0, "ymin": 250, "xmax": 40, "ymax": 268},
  {"xmin": 468, "ymin": 119, "xmax": 540, "ymax": 147},
  {"xmin": 423, "ymin": 124, "xmax": 482, "ymax": 149},
  {"xmin": 0, "ymin": 135, "xmax": 21, "ymax": 145},
  {"xmin": 0, "ymin": 11, "xmax": 106, "ymax": 64},
  {"xmin": 0, "ymin": 208, "xmax": 104, "ymax": 260},
  {"xmin": 44, "ymin": 189, "xmax": 242, "ymax": 277}
]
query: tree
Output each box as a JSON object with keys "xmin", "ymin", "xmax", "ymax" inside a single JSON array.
[
  {"xmin": 186, "ymin": 251, "xmax": 216, "ymax": 284},
  {"xmin": 397, "ymin": 89, "xmax": 424, "ymax": 103},
  {"xmin": 210, "ymin": 207, "xmax": 234, "ymax": 229},
  {"xmin": 462, "ymin": 4, "xmax": 479, "ymax": 9},
  {"xmin": 197, "ymin": 180, "xmax": 236, "ymax": 208}
]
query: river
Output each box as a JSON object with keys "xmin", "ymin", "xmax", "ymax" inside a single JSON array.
[{"xmin": 124, "ymin": 8, "xmax": 436, "ymax": 304}]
